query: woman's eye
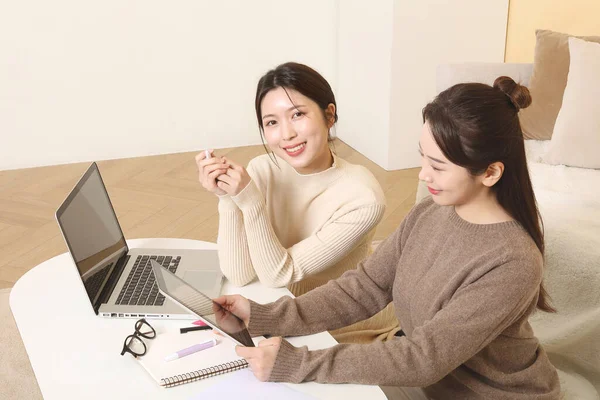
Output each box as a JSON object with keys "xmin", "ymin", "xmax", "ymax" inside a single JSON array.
[
  {"xmin": 432, "ymin": 166, "xmax": 441, "ymax": 172},
  {"xmin": 265, "ymin": 120, "xmax": 277, "ymax": 127},
  {"xmin": 292, "ymin": 111, "xmax": 303, "ymax": 118}
]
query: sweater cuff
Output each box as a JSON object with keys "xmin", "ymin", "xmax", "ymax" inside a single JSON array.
[
  {"xmin": 269, "ymin": 339, "xmax": 305, "ymax": 383},
  {"xmin": 248, "ymin": 300, "xmax": 282, "ymax": 336},
  {"xmin": 217, "ymin": 195, "xmax": 239, "ymax": 212},
  {"xmin": 231, "ymin": 180, "xmax": 264, "ymax": 210}
]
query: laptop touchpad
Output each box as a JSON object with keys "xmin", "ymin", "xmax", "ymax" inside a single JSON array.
[{"xmin": 182, "ymin": 270, "xmax": 220, "ymax": 290}]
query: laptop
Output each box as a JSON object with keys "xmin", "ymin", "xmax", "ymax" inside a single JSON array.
[
  {"xmin": 151, "ymin": 260, "xmax": 254, "ymax": 347},
  {"xmin": 55, "ymin": 162, "xmax": 224, "ymax": 320}
]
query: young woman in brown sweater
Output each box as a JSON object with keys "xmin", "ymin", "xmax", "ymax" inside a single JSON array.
[{"xmin": 214, "ymin": 76, "xmax": 561, "ymax": 399}]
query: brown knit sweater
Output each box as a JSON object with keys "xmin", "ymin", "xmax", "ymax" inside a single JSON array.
[{"xmin": 248, "ymin": 197, "xmax": 561, "ymax": 399}]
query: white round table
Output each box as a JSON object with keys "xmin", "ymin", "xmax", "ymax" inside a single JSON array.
[{"xmin": 10, "ymin": 238, "xmax": 385, "ymax": 399}]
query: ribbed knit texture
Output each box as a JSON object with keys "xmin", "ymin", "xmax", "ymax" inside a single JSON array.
[
  {"xmin": 248, "ymin": 197, "xmax": 561, "ymax": 399},
  {"xmin": 217, "ymin": 153, "xmax": 398, "ymax": 343}
]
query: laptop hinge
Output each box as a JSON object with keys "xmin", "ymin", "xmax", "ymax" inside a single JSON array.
[{"xmin": 93, "ymin": 254, "xmax": 130, "ymax": 313}]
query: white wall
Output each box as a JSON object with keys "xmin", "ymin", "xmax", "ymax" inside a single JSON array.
[
  {"xmin": 388, "ymin": 0, "xmax": 509, "ymax": 170},
  {"xmin": 0, "ymin": 0, "xmax": 337, "ymax": 170},
  {"xmin": 1, "ymin": 0, "xmax": 509, "ymax": 172},
  {"xmin": 334, "ymin": 0, "xmax": 394, "ymax": 169},
  {"xmin": 336, "ymin": 0, "xmax": 509, "ymax": 170}
]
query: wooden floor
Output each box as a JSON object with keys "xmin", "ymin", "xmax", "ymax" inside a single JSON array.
[{"xmin": 0, "ymin": 139, "xmax": 419, "ymax": 289}]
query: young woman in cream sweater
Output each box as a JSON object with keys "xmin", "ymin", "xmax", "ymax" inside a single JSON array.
[{"xmin": 196, "ymin": 62, "xmax": 399, "ymax": 344}]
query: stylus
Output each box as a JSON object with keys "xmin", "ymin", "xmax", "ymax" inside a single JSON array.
[{"xmin": 165, "ymin": 338, "xmax": 217, "ymax": 361}]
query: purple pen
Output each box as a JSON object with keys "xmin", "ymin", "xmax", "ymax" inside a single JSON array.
[{"xmin": 164, "ymin": 338, "xmax": 217, "ymax": 362}]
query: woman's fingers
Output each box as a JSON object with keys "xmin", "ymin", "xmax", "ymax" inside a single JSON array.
[
  {"xmin": 195, "ymin": 151, "xmax": 230, "ymax": 196},
  {"xmin": 208, "ymin": 169, "xmax": 227, "ymax": 181},
  {"xmin": 258, "ymin": 337, "xmax": 280, "ymax": 347},
  {"xmin": 204, "ymin": 163, "xmax": 229, "ymax": 176},
  {"xmin": 196, "ymin": 154, "xmax": 249, "ymax": 197},
  {"xmin": 195, "ymin": 149, "xmax": 218, "ymax": 165},
  {"xmin": 196, "ymin": 150, "xmax": 226, "ymax": 170},
  {"xmin": 213, "ymin": 294, "xmax": 250, "ymax": 326},
  {"xmin": 235, "ymin": 345, "xmax": 256, "ymax": 359},
  {"xmin": 194, "ymin": 150, "xmax": 208, "ymax": 163},
  {"xmin": 199, "ymin": 158, "xmax": 228, "ymax": 172},
  {"xmin": 223, "ymin": 157, "xmax": 244, "ymax": 172},
  {"xmin": 200, "ymin": 163, "xmax": 229, "ymax": 188},
  {"xmin": 214, "ymin": 166, "xmax": 251, "ymax": 197},
  {"xmin": 213, "ymin": 295, "xmax": 233, "ymax": 307},
  {"xmin": 225, "ymin": 168, "xmax": 241, "ymax": 180},
  {"xmin": 235, "ymin": 337, "xmax": 282, "ymax": 382},
  {"xmin": 205, "ymin": 163, "xmax": 229, "ymax": 173},
  {"xmin": 216, "ymin": 173, "xmax": 234, "ymax": 185}
]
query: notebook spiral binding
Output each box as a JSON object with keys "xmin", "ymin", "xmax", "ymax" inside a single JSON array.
[{"xmin": 160, "ymin": 359, "xmax": 249, "ymax": 388}]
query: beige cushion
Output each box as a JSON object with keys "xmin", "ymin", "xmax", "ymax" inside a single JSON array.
[
  {"xmin": 519, "ymin": 30, "xmax": 600, "ymax": 140},
  {"xmin": 544, "ymin": 37, "xmax": 600, "ymax": 169}
]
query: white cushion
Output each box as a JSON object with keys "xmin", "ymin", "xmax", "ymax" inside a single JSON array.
[{"xmin": 544, "ymin": 37, "xmax": 600, "ymax": 169}]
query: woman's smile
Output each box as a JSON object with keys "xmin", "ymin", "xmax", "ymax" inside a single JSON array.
[
  {"xmin": 282, "ymin": 142, "xmax": 307, "ymax": 157},
  {"xmin": 428, "ymin": 186, "xmax": 441, "ymax": 195}
]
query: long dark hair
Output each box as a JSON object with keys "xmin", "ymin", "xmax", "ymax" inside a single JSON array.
[
  {"xmin": 254, "ymin": 62, "xmax": 338, "ymax": 163},
  {"xmin": 422, "ymin": 76, "xmax": 555, "ymax": 313}
]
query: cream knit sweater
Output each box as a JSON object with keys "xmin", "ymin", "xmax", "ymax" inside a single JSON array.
[{"xmin": 217, "ymin": 153, "xmax": 398, "ymax": 343}]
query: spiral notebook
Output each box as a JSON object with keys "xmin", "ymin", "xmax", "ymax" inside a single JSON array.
[{"xmin": 137, "ymin": 329, "xmax": 250, "ymax": 388}]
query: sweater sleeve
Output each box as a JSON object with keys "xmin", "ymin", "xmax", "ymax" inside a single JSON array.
[
  {"xmin": 266, "ymin": 258, "xmax": 543, "ymax": 387},
  {"xmin": 248, "ymin": 218, "xmax": 405, "ymax": 337},
  {"xmin": 216, "ymin": 195, "xmax": 257, "ymax": 286},
  {"xmin": 230, "ymin": 180, "xmax": 386, "ymax": 287}
]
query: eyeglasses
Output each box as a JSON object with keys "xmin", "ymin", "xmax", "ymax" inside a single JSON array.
[{"xmin": 120, "ymin": 318, "xmax": 156, "ymax": 358}]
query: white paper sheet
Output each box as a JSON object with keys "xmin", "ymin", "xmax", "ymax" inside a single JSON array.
[{"xmin": 191, "ymin": 369, "xmax": 318, "ymax": 400}]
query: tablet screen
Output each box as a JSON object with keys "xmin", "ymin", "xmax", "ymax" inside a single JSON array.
[{"xmin": 151, "ymin": 260, "xmax": 254, "ymax": 347}]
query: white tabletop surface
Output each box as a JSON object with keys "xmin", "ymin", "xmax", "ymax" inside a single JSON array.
[{"xmin": 10, "ymin": 238, "xmax": 385, "ymax": 400}]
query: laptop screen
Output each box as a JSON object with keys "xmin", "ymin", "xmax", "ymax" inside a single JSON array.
[{"xmin": 56, "ymin": 163, "xmax": 127, "ymax": 305}]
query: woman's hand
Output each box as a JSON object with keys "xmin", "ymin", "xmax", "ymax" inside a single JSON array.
[
  {"xmin": 215, "ymin": 158, "xmax": 252, "ymax": 197},
  {"xmin": 212, "ymin": 294, "xmax": 251, "ymax": 327},
  {"xmin": 195, "ymin": 150, "xmax": 230, "ymax": 196},
  {"xmin": 235, "ymin": 337, "xmax": 282, "ymax": 381}
]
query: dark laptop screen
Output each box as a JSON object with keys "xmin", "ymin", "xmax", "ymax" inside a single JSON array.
[{"xmin": 56, "ymin": 164, "xmax": 127, "ymax": 305}]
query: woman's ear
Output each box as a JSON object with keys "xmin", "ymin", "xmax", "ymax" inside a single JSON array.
[
  {"xmin": 325, "ymin": 104, "xmax": 336, "ymax": 128},
  {"xmin": 482, "ymin": 162, "xmax": 505, "ymax": 187}
]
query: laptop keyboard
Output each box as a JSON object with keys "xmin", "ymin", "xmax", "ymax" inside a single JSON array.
[
  {"xmin": 115, "ymin": 255, "xmax": 180, "ymax": 306},
  {"xmin": 83, "ymin": 262, "xmax": 113, "ymax": 300}
]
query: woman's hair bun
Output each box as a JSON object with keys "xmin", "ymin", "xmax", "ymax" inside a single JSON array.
[{"xmin": 493, "ymin": 76, "xmax": 532, "ymax": 111}]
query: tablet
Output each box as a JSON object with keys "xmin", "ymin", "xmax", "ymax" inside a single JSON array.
[{"xmin": 151, "ymin": 260, "xmax": 254, "ymax": 347}]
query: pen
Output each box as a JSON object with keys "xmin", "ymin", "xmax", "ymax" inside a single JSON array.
[
  {"xmin": 180, "ymin": 325, "xmax": 212, "ymax": 334},
  {"xmin": 205, "ymin": 149, "xmax": 212, "ymax": 159},
  {"xmin": 165, "ymin": 338, "xmax": 217, "ymax": 362}
]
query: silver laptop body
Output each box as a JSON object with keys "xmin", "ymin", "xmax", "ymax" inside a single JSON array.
[{"xmin": 55, "ymin": 162, "xmax": 223, "ymax": 320}]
